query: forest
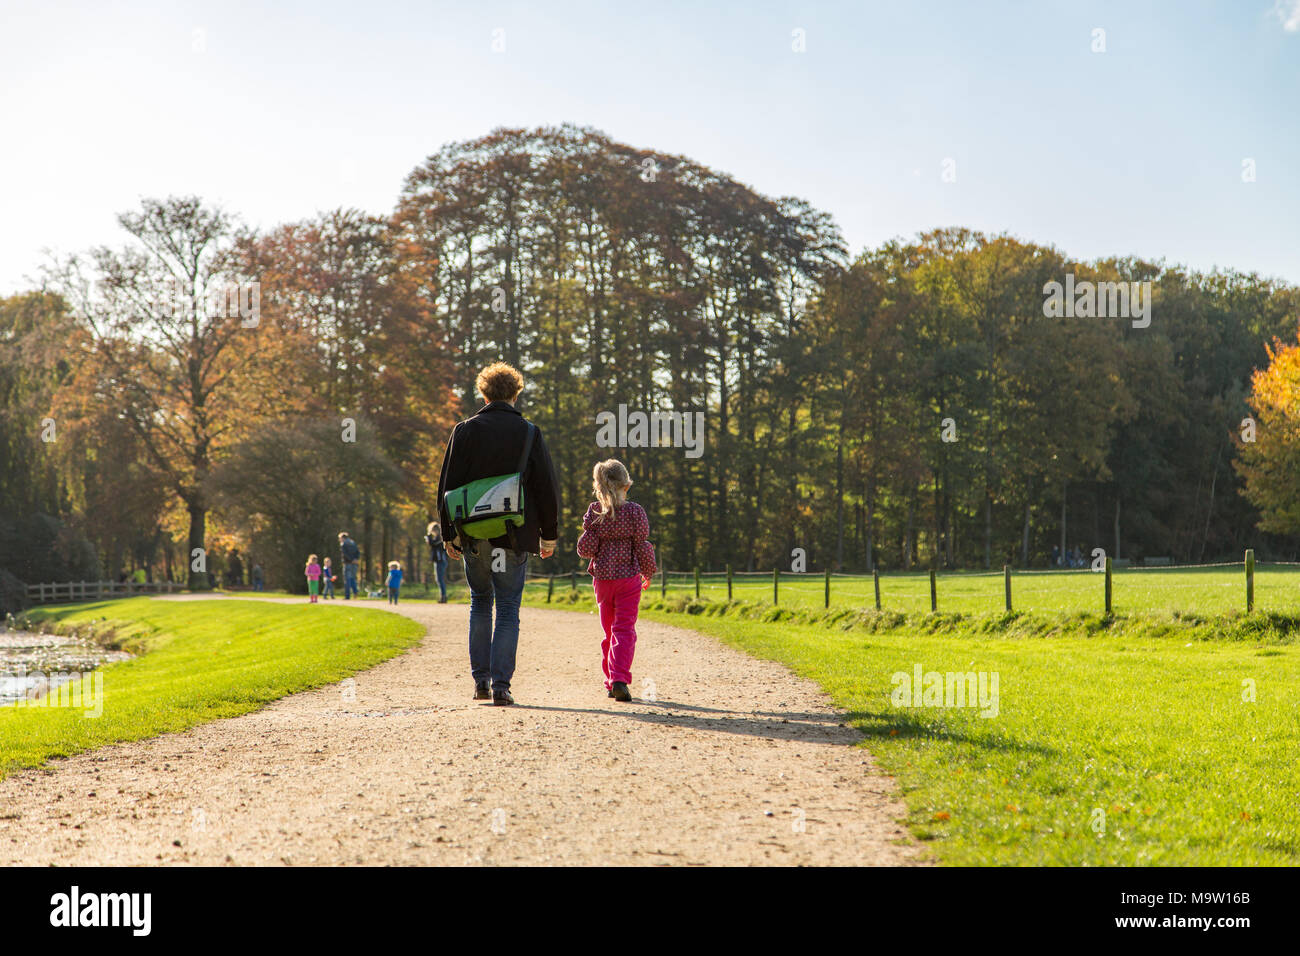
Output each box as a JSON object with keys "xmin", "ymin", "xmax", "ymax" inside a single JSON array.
[{"xmin": 2, "ymin": 124, "xmax": 1299, "ymax": 599}]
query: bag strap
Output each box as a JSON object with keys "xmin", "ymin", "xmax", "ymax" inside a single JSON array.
[
  {"xmin": 516, "ymin": 422, "xmax": 536, "ymax": 477},
  {"xmin": 506, "ymin": 423, "xmax": 536, "ymax": 554}
]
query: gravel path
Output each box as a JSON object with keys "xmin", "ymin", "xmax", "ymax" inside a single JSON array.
[{"xmin": 0, "ymin": 598, "xmax": 924, "ymax": 866}]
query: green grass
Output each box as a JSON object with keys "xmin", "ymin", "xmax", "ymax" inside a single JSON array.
[
  {"xmin": 526, "ymin": 588, "xmax": 1300, "ymax": 865},
  {"xmin": 0, "ymin": 598, "xmax": 424, "ymax": 780}
]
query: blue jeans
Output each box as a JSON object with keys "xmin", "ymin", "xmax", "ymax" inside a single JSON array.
[
  {"xmin": 343, "ymin": 562, "xmax": 359, "ymax": 599},
  {"xmin": 434, "ymin": 554, "xmax": 448, "ymax": 600},
  {"xmin": 464, "ymin": 543, "xmax": 528, "ymax": 692},
  {"xmin": 322, "ymin": 575, "xmax": 335, "ymax": 599}
]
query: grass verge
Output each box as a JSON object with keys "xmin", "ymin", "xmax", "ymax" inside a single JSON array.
[{"xmin": 1, "ymin": 598, "xmax": 424, "ymax": 781}]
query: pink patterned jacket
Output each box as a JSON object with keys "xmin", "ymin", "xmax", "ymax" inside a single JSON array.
[{"xmin": 576, "ymin": 501, "xmax": 657, "ymax": 581}]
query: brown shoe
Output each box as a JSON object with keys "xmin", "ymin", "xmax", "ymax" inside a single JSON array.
[
  {"xmin": 492, "ymin": 689, "xmax": 515, "ymax": 706},
  {"xmin": 473, "ymin": 682, "xmax": 490, "ymax": 700},
  {"xmin": 610, "ymin": 682, "xmax": 632, "ymax": 702}
]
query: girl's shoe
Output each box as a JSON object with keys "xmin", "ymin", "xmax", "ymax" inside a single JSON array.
[{"xmin": 610, "ymin": 682, "xmax": 632, "ymax": 702}]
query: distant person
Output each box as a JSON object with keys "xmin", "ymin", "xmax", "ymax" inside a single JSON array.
[
  {"xmin": 252, "ymin": 563, "xmax": 264, "ymax": 591},
  {"xmin": 1050, "ymin": 545, "xmax": 1061, "ymax": 568},
  {"xmin": 426, "ymin": 520, "xmax": 448, "ymax": 603},
  {"xmin": 339, "ymin": 532, "xmax": 361, "ymax": 599},
  {"xmin": 317, "ymin": 554, "xmax": 332, "ymax": 598},
  {"xmin": 305, "ymin": 554, "xmax": 322, "ymax": 603},
  {"xmin": 228, "ymin": 549, "xmax": 244, "ymax": 588},
  {"xmin": 386, "ymin": 561, "xmax": 403, "ymax": 605},
  {"xmin": 437, "ymin": 362, "xmax": 560, "ymax": 706},
  {"xmin": 576, "ymin": 459, "xmax": 656, "ymax": 702}
]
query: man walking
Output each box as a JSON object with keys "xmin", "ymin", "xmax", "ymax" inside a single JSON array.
[
  {"xmin": 437, "ymin": 362, "xmax": 560, "ymax": 705},
  {"xmin": 339, "ymin": 532, "xmax": 361, "ymax": 600}
]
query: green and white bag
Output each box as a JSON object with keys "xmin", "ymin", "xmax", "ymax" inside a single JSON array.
[{"xmin": 443, "ymin": 423, "xmax": 535, "ymax": 544}]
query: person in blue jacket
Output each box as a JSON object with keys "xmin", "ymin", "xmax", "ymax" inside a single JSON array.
[{"xmin": 386, "ymin": 561, "xmax": 403, "ymax": 605}]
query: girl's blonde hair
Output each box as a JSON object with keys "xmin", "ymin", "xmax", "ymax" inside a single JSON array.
[
  {"xmin": 591, "ymin": 459, "xmax": 632, "ymax": 523},
  {"xmin": 388, "ymin": 560, "xmax": 401, "ymax": 569},
  {"xmin": 307, "ymin": 554, "xmax": 318, "ymax": 564}
]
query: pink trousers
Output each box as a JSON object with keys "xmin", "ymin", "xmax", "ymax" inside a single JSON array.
[{"xmin": 593, "ymin": 575, "xmax": 643, "ymax": 687}]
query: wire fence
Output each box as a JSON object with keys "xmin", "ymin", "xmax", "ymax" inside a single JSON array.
[{"xmin": 531, "ymin": 550, "xmax": 1300, "ymax": 617}]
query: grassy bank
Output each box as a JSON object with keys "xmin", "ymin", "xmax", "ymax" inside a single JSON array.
[
  {"xmin": 0, "ymin": 598, "xmax": 424, "ymax": 780},
  {"xmin": 527, "ymin": 590, "xmax": 1299, "ymax": 865}
]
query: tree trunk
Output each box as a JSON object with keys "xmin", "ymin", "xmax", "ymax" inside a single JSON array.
[
  {"xmin": 834, "ymin": 432, "xmax": 844, "ymax": 570},
  {"xmin": 1021, "ymin": 499, "xmax": 1031, "ymax": 567},
  {"xmin": 1199, "ymin": 459, "xmax": 1218, "ymax": 563},
  {"xmin": 186, "ymin": 501, "xmax": 207, "ymax": 590},
  {"xmin": 984, "ymin": 491, "xmax": 992, "ymax": 570},
  {"xmin": 1114, "ymin": 495, "xmax": 1121, "ymax": 561},
  {"xmin": 1059, "ymin": 481, "xmax": 1068, "ymax": 560}
]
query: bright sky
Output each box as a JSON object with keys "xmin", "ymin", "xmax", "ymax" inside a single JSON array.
[{"xmin": 2, "ymin": 0, "xmax": 1298, "ymax": 295}]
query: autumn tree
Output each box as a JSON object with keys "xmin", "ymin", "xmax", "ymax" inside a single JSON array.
[{"xmin": 48, "ymin": 197, "xmax": 274, "ymax": 588}]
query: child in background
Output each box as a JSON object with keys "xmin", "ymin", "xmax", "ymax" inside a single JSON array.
[
  {"xmin": 386, "ymin": 560, "xmax": 403, "ymax": 605},
  {"xmin": 305, "ymin": 554, "xmax": 322, "ymax": 603},
  {"xmin": 321, "ymin": 557, "xmax": 336, "ymax": 599},
  {"xmin": 576, "ymin": 459, "xmax": 656, "ymax": 702}
]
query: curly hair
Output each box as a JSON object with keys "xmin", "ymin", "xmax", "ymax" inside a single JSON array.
[{"xmin": 476, "ymin": 362, "xmax": 525, "ymax": 403}]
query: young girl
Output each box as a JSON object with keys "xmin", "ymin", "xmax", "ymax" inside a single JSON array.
[
  {"xmin": 321, "ymin": 557, "xmax": 336, "ymax": 599},
  {"xmin": 386, "ymin": 560, "xmax": 403, "ymax": 605},
  {"xmin": 305, "ymin": 554, "xmax": 322, "ymax": 603},
  {"xmin": 576, "ymin": 459, "xmax": 656, "ymax": 702}
]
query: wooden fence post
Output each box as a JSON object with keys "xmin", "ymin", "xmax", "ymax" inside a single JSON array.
[
  {"xmin": 1245, "ymin": 549, "xmax": 1255, "ymax": 613},
  {"xmin": 773, "ymin": 568, "xmax": 779, "ymax": 605},
  {"xmin": 694, "ymin": 567, "xmax": 701, "ymax": 599},
  {"xmin": 1004, "ymin": 565, "xmax": 1012, "ymax": 612},
  {"xmin": 547, "ymin": 575, "xmax": 554, "ymax": 603},
  {"xmin": 661, "ymin": 568, "xmax": 667, "ymax": 598},
  {"xmin": 1104, "ymin": 557, "xmax": 1113, "ymax": 616},
  {"xmin": 824, "ymin": 567, "xmax": 831, "ymax": 609},
  {"xmin": 727, "ymin": 565, "xmax": 733, "ymax": 601},
  {"xmin": 570, "ymin": 571, "xmax": 577, "ymax": 591},
  {"xmin": 873, "ymin": 568, "xmax": 881, "ymax": 610},
  {"xmin": 929, "ymin": 567, "xmax": 937, "ymax": 612}
]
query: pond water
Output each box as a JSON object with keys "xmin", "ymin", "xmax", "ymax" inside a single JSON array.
[{"xmin": 0, "ymin": 631, "xmax": 133, "ymax": 706}]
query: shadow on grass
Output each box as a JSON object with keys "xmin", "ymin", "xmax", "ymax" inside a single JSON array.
[{"xmin": 843, "ymin": 708, "xmax": 1058, "ymax": 757}]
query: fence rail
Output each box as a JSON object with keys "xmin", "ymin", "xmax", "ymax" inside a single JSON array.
[
  {"xmin": 535, "ymin": 550, "xmax": 1292, "ymax": 617},
  {"xmin": 23, "ymin": 580, "xmax": 185, "ymax": 605}
]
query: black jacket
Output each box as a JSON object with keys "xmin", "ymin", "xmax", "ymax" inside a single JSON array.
[{"xmin": 436, "ymin": 402, "xmax": 561, "ymax": 554}]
